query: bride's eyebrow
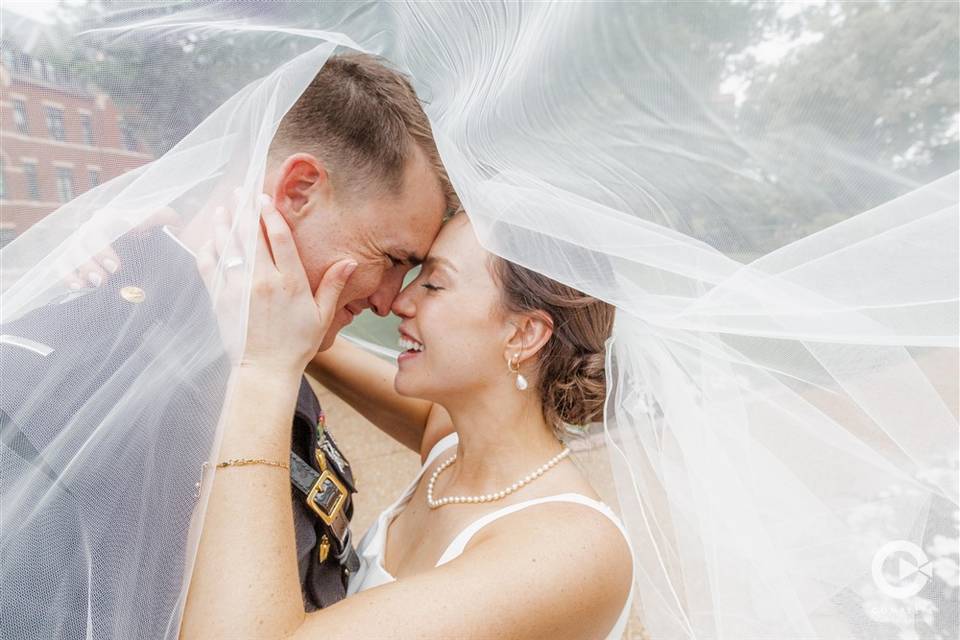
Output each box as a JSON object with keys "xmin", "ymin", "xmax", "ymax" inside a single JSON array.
[{"xmin": 424, "ymin": 255, "xmax": 458, "ymax": 273}]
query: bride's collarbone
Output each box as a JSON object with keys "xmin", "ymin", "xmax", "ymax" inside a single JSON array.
[{"xmin": 384, "ymin": 467, "xmax": 600, "ymax": 579}]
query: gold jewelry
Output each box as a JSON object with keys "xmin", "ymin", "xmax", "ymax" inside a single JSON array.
[
  {"xmin": 508, "ymin": 352, "xmax": 528, "ymax": 391},
  {"xmin": 216, "ymin": 457, "xmax": 289, "ymax": 469}
]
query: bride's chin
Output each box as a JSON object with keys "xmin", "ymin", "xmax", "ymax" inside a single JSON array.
[{"xmin": 393, "ymin": 369, "xmax": 422, "ymax": 398}]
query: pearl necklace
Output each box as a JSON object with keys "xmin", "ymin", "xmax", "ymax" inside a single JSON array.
[{"xmin": 426, "ymin": 446, "xmax": 571, "ymax": 509}]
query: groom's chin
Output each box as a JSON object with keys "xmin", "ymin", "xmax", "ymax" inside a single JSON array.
[
  {"xmin": 318, "ymin": 318, "xmax": 348, "ymax": 352},
  {"xmin": 318, "ymin": 332, "xmax": 337, "ymax": 353}
]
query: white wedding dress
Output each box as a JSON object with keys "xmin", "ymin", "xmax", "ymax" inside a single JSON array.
[{"xmin": 347, "ymin": 432, "xmax": 634, "ymax": 639}]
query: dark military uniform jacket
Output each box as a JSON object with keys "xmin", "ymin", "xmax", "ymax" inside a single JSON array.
[{"xmin": 0, "ymin": 227, "xmax": 357, "ymax": 639}]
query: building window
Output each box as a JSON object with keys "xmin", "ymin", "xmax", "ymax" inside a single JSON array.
[
  {"xmin": 118, "ymin": 118, "xmax": 138, "ymax": 152},
  {"xmin": 80, "ymin": 113, "xmax": 94, "ymax": 146},
  {"xmin": 88, "ymin": 168, "xmax": 101, "ymax": 189},
  {"xmin": 13, "ymin": 99, "xmax": 28, "ymax": 134},
  {"xmin": 16, "ymin": 52, "xmax": 31, "ymax": 75},
  {"xmin": 45, "ymin": 105, "xmax": 66, "ymax": 141},
  {"xmin": 23, "ymin": 162, "xmax": 39, "ymax": 200},
  {"xmin": 55, "ymin": 167, "xmax": 74, "ymax": 203},
  {"xmin": 0, "ymin": 228, "xmax": 16, "ymax": 249}
]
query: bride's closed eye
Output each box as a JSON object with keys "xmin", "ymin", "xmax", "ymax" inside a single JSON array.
[{"xmin": 421, "ymin": 283, "xmax": 443, "ymax": 292}]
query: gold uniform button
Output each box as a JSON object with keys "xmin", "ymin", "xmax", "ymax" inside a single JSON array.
[{"xmin": 120, "ymin": 286, "xmax": 146, "ymax": 303}]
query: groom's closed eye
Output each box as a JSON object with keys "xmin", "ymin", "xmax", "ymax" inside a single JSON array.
[{"xmin": 388, "ymin": 252, "xmax": 425, "ymax": 268}]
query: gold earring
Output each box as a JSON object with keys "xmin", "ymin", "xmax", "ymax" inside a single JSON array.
[{"xmin": 509, "ymin": 353, "xmax": 528, "ymax": 391}]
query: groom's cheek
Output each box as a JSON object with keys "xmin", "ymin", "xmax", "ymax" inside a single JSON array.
[{"xmin": 318, "ymin": 319, "xmax": 346, "ymax": 352}]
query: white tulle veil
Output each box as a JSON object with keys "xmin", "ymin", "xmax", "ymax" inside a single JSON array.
[{"xmin": 1, "ymin": 2, "xmax": 956, "ymax": 639}]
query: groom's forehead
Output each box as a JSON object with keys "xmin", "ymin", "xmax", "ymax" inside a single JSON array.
[{"xmin": 398, "ymin": 216, "xmax": 445, "ymax": 263}]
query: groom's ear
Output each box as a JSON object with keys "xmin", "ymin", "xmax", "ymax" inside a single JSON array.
[{"xmin": 272, "ymin": 153, "xmax": 329, "ymax": 218}]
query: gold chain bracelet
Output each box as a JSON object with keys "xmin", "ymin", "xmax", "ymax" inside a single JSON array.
[
  {"xmin": 216, "ymin": 457, "xmax": 289, "ymax": 469},
  {"xmin": 193, "ymin": 458, "xmax": 288, "ymax": 499}
]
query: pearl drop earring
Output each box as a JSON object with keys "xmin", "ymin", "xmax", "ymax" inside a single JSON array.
[{"xmin": 509, "ymin": 352, "xmax": 528, "ymax": 391}]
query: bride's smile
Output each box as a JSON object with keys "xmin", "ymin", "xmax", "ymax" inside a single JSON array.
[{"xmin": 391, "ymin": 215, "xmax": 515, "ymax": 402}]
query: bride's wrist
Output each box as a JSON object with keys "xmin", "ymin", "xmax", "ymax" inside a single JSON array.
[
  {"xmin": 236, "ymin": 359, "xmax": 305, "ymax": 384},
  {"xmin": 230, "ymin": 363, "xmax": 305, "ymax": 410},
  {"xmin": 221, "ymin": 366, "xmax": 302, "ymax": 451}
]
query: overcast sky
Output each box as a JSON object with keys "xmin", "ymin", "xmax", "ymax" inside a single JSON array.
[{"xmin": 3, "ymin": 0, "xmax": 71, "ymax": 23}]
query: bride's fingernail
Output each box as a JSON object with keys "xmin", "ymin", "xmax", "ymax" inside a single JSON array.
[
  {"xmin": 88, "ymin": 272, "xmax": 103, "ymax": 287},
  {"xmin": 344, "ymin": 261, "xmax": 358, "ymax": 277},
  {"xmin": 258, "ymin": 193, "xmax": 273, "ymax": 208},
  {"xmin": 69, "ymin": 281, "xmax": 83, "ymax": 290},
  {"xmin": 103, "ymin": 259, "xmax": 118, "ymax": 273}
]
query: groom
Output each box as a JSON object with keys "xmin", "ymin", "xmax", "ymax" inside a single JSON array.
[{"xmin": 0, "ymin": 53, "xmax": 453, "ymax": 638}]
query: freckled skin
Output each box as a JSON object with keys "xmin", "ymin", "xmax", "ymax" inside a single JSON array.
[{"xmin": 266, "ymin": 146, "xmax": 446, "ymax": 351}]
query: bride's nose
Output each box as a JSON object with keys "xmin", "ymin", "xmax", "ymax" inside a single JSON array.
[{"xmin": 390, "ymin": 281, "xmax": 417, "ymax": 318}]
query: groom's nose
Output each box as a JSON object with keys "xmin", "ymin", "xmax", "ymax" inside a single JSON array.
[{"xmin": 367, "ymin": 268, "xmax": 406, "ymax": 317}]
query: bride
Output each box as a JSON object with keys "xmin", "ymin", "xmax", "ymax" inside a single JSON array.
[{"xmin": 179, "ymin": 206, "xmax": 635, "ymax": 639}]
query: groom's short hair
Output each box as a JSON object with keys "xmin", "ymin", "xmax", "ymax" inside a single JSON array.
[{"xmin": 270, "ymin": 52, "xmax": 456, "ymax": 213}]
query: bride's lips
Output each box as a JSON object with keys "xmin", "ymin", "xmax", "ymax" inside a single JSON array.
[
  {"xmin": 397, "ymin": 350, "xmax": 419, "ymax": 364},
  {"xmin": 397, "ymin": 329, "xmax": 423, "ymax": 364}
]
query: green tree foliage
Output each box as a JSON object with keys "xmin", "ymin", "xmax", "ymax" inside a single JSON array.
[
  {"xmin": 748, "ymin": 0, "xmax": 957, "ymax": 182},
  {"xmin": 51, "ymin": 0, "xmax": 313, "ymax": 155}
]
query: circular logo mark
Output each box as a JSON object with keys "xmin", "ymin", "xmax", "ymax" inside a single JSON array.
[{"xmin": 871, "ymin": 540, "xmax": 932, "ymax": 599}]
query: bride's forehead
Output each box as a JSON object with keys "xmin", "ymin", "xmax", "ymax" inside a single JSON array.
[{"xmin": 429, "ymin": 214, "xmax": 485, "ymax": 262}]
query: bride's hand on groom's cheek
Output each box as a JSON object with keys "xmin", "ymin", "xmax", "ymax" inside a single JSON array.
[{"xmin": 229, "ymin": 196, "xmax": 357, "ymax": 375}]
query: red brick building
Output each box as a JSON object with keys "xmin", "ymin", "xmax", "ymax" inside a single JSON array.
[{"xmin": 1, "ymin": 33, "xmax": 152, "ymax": 247}]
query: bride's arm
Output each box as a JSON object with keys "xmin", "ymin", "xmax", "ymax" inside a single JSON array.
[
  {"xmin": 180, "ymin": 367, "xmax": 305, "ymax": 638},
  {"xmin": 180, "ymin": 200, "xmax": 356, "ymax": 638},
  {"xmin": 307, "ymin": 337, "xmax": 451, "ymax": 457}
]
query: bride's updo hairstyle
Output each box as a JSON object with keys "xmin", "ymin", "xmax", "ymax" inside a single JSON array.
[{"xmin": 490, "ymin": 257, "xmax": 615, "ymax": 430}]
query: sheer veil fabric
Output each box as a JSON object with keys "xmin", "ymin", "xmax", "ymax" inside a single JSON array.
[{"xmin": 0, "ymin": 3, "xmax": 956, "ymax": 639}]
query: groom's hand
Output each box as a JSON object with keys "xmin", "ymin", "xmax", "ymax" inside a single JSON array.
[{"xmin": 63, "ymin": 206, "xmax": 182, "ymax": 289}]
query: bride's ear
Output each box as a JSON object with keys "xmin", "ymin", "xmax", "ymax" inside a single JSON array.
[
  {"xmin": 504, "ymin": 311, "xmax": 553, "ymax": 364},
  {"xmin": 271, "ymin": 153, "xmax": 329, "ymax": 219}
]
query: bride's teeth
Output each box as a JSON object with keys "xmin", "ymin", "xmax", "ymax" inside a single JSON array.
[{"xmin": 397, "ymin": 336, "xmax": 424, "ymax": 352}]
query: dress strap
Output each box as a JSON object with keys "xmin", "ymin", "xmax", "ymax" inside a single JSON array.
[{"xmin": 434, "ymin": 493, "xmax": 632, "ymax": 567}]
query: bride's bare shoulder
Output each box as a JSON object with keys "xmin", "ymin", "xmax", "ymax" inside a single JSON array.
[{"xmin": 464, "ymin": 494, "xmax": 634, "ymax": 634}]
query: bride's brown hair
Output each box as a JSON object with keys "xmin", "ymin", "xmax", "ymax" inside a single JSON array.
[{"xmin": 490, "ymin": 257, "xmax": 614, "ymax": 430}]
